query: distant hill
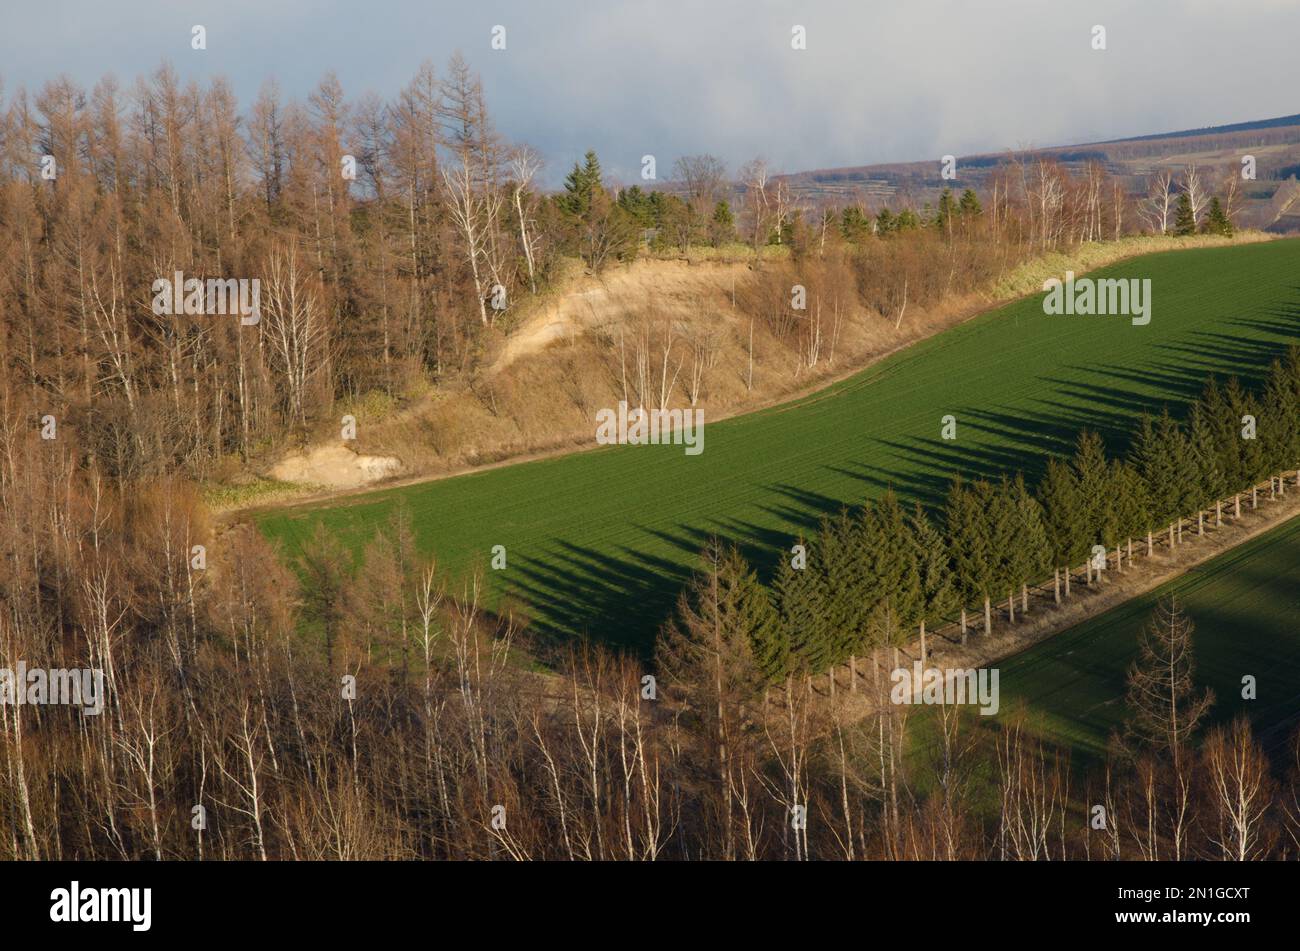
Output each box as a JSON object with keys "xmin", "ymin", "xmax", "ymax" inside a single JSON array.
[
  {"xmin": 777, "ymin": 112, "xmax": 1300, "ymax": 232},
  {"xmin": 1099, "ymin": 113, "xmax": 1300, "ymax": 144}
]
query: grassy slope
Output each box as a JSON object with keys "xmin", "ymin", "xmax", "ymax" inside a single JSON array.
[
  {"xmin": 996, "ymin": 512, "xmax": 1300, "ymax": 760},
  {"xmin": 256, "ymin": 239, "xmax": 1300, "ymax": 654}
]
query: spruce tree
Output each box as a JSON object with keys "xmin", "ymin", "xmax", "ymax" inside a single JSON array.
[
  {"xmin": 1198, "ymin": 376, "xmax": 1240, "ymax": 491},
  {"xmin": 1278, "ymin": 346, "xmax": 1300, "ymax": 473},
  {"xmin": 710, "ymin": 200, "xmax": 735, "ymax": 245},
  {"xmin": 894, "ymin": 208, "xmax": 920, "ymax": 231},
  {"xmin": 1237, "ymin": 390, "xmax": 1268, "ymax": 487},
  {"xmin": 984, "ymin": 477, "xmax": 1022, "ymax": 622},
  {"xmin": 656, "ymin": 539, "xmax": 773, "ymax": 698},
  {"xmin": 837, "ymin": 501, "xmax": 886, "ymax": 658},
  {"xmin": 1187, "ymin": 402, "xmax": 1226, "ymax": 514},
  {"xmin": 809, "ymin": 512, "xmax": 860, "ymax": 668},
  {"xmin": 768, "ymin": 550, "xmax": 817, "ymax": 678},
  {"xmin": 1005, "ymin": 473, "xmax": 1050, "ymax": 616},
  {"xmin": 909, "ymin": 503, "xmax": 958, "ymax": 638},
  {"xmin": 935, "ymin": 188, "xmax": 957, "ymax": 233},
  {"xmin": 1261, "ymin": 356, "xmax": 1300, "ymax": 477},
  {"xmin": 958, "ymin": 188, "xmax": 983, "ymax": 218},
  {"xmin": 1009, "ymin": 472, "xmax": 1050, "ymax": 583},
  {"xmin": 1037, "ymin": 457, "xmax": 1086, "ymax": 587},
  {"xmin": 1173, "ymin": 191, "xmax": 1197, "ymax": 236},
  {"xmin": 866, "ymin": 491, "xmax": 923, "ymax": 647},
  {"xmin": 840, "ymin": 206, "xmax": 872, "ymax": 243},
  {"xmin": 946, "ymin": 477, "xmax": 996, "ymax": 634},
  {"xmin": 1284, "ymin": 345, "xmax": 1300, "ymax": 409},
  {"xmin": 944, "ymin": 478, "xmax": 982, "ymax": 634},
  {"xmin": 558, "ymin": 150, "xmax": 604, "ymax": 218},
  {"xmin": 1110, "ymin": 460, "xmax": 1151, "ymax": 553},
  {"xmin": 1129, "ymin": 409, "xmax": 1177, "ymax": 527},
  {"xmin": 616, "ymin": 185, "xmax": 656, "ymax": 228},
  {"xmin": 1202, "ymin": 196, "xmax": 1233, "ymax": 236},
  {"xmin": 1072, "ymin": 430, "xmax": 1112, "ymax": 549},
  {"xmin": 774, "ymin": 537, "xmax": 837, "ymax": 670},
  {"xmin": 1162, "ymin": 411, "xmax": 1199, "ymax": 531}
]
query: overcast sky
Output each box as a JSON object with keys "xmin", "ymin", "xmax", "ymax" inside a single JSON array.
[{"xmin": 4, "ymin": 0, "xmax": 1299, "ymax": 184}]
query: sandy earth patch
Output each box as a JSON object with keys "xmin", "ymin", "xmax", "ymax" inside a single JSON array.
[
  {"xmin": 269, "ymin": 445, "xmax": 402, "ymax": 489},
  {"xmin": 491, "ymin": 258, "xmax": 752, "ymax": 373}
]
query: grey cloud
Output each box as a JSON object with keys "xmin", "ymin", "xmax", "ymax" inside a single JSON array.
[{"xmin": 3, "ymin": 0, "xmax": 1297, "ymax": 183}]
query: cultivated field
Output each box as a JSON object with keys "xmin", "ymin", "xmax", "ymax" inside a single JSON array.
[
  {"xmin": 996, "ymin": 511, "xmax": 1300, "ymax": 759},
  {"xmin": 256, "ymin": 239, "xmax": 1300, "ymax": 654}
]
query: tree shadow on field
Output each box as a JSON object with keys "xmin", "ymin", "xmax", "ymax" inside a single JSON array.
[
  {"xmin": 496, "ymin": 292, "xmax": 1300, "ymax": 664},
  {"xmin": 1151, "ymin": 332, "xmax": 1291, "ymax": 385},
  {"xmin": 506, "ymin": 537, "xmax": 692, "ymax": 660},
  {"xmin": 754, "ymin": 482, "xmax": 853, "ymax": 532},
  {"xmin": 1048, "ymin": 364, "xmax": 1198, "ymax": 415},
  {"xmin": 827, "ymin": 432, "xmax": 1049, "ymax": 510},
  {"xmin": 502, "ymin": 485, "xmax": 876, "ymax": 659},
  {"xmin": 1234, "ymin": 309, "xmax": 1300, "ymax": 342}
]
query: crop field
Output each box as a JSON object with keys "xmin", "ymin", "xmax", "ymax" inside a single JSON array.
[
  {"xmin": 256, "ymin": 239, "xmax": 1300, "ymax": 654},
  {"xmin": 994, "ymin": 511, "xmax": 1300, "ymax": 758}
]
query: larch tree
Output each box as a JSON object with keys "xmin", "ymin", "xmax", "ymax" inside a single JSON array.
[{"xmin": 1122, "ymin": 597, "xmax": 1215, "ymax": 771}]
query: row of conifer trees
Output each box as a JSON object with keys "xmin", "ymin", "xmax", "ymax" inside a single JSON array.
[{"xmin": 727, "ymin": 346, "xmax": 1300, "ymax": 681}]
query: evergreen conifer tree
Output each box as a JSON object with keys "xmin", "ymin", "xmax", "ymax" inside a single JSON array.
[
  {"xmin": 1198, "ymin": 376, "xmax": 1240, "ymax": 491},
  {"xmin": 558, "ymin": 150, "xmax": 603, "ymax": 218},
  {"xmin": 1005, "ymin": 473, "xmax": 1049, "ymax": 616},
  {"xmin": 1202, "ymin": 196, "xmax": 1233, "ymax": 236},
  {"xmin": 1173, "ymin": 191, "xmax": 1197, "ymax": 235},
  {"xmin": 865, "ymin": 491, "xmax": 923, "ymax": 647},
  {"xmin": 1130, "ymin": 410, "xmax": 1176, "ymax": 527},
  {"xmin": 935, "ymin": 188, "xmax": 957, "ymax": 232},
  {"xmin": 1072, "ymin": 430, "xmax": 1111, "ymax": 549},
  {"xmin": 946, "ymin": 477, "xmax": 996, "ymax": 634},
  {"xmin": 958, "ymin": 188, "xmax": 983, "ymax": 217},
  {"xmin": 1110, "ymin": 460, "xmax": 1151, "ymax": 555},
  {"xmin": 655, "ymin": 539, "xmax": 773, "ymax": 701},
  {"xmin": 1187, "ymin": 402, "xmax": 1226, "ymax": 515},
  {"xmin": 1260, "ymin": 356, "xmax": 1300, "ymax": 477},
  {"xmin": 1037, "ymin": 457, "xmax": 1086, "ymax": 596},
  {"xmin": 984, "ymin": 477, "xmax": 1022, "ymax": 622},
  {"xmin": 909, "ymin": 503, "xmax": 958, "ymax": 644}
]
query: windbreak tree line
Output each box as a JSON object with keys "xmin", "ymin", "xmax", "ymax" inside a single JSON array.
[{"xmin": 664, "ymin": 346, "xmax": 1300, "ymax": 682}]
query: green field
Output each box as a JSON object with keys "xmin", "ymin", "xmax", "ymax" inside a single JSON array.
[
  {"xmin": 996, "ymin": 512, "xmax": 1300, "ymax": 758},
  {"xmin": 256, "ymin": 239, "xmax": 1300, "ymax": 654}
]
